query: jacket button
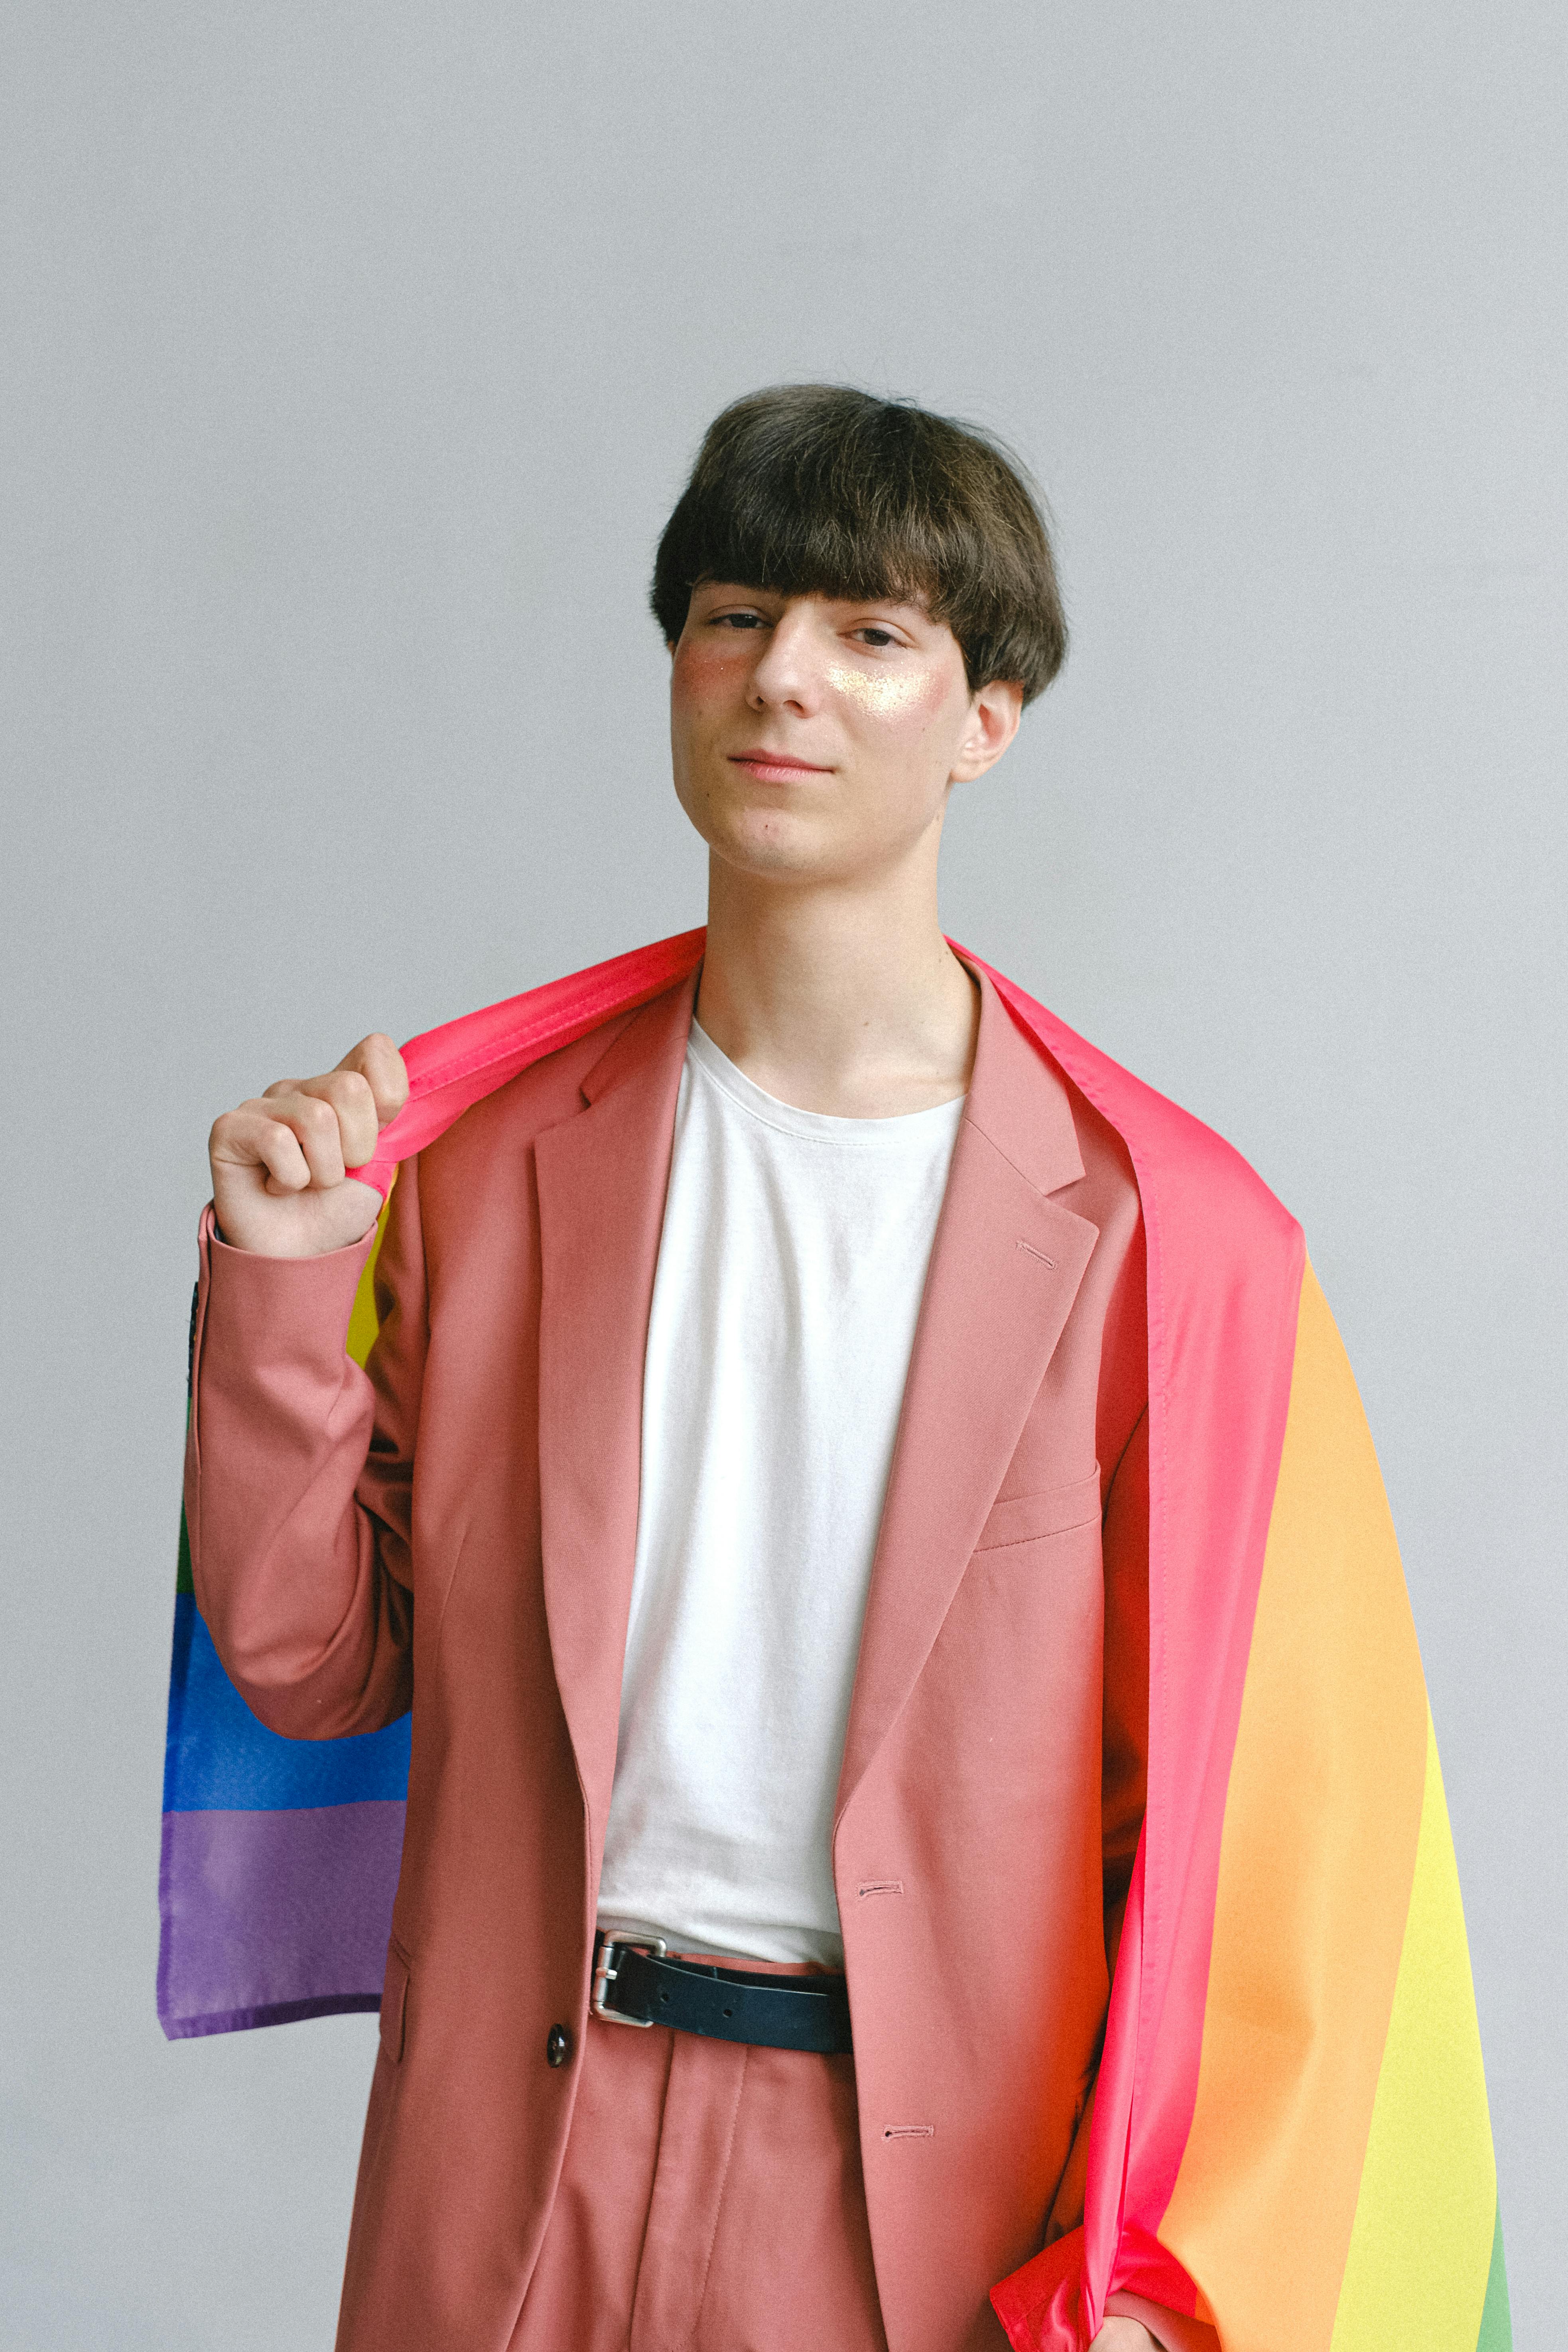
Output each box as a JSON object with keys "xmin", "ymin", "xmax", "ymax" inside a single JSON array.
[{"xmin": 546, "ymin": 2023, "xmax": 573, "ymax": 2068}]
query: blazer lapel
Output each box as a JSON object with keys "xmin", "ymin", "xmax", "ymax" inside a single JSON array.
[
  {"xmin": 836, "ymin": 968, "xmax": 1101, "ymax": 1818},
  {"xmin": 534, "ymin": 971, "xmax": 697, "ymax": 1842}
]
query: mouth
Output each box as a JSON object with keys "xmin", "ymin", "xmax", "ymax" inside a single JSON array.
[{"xmin": 727, "ymin": 750, "xmax": 834, "ymax": 781}]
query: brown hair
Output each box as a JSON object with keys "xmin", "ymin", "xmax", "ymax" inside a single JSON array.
[{"xmin": 650, "ymin": 384, "xmax": 1066, "ymax": 703}]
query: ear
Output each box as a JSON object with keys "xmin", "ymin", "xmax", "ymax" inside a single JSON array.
[{"xmin": 948, "ymin": 678, "xmax": 1023, "ymax": 783}]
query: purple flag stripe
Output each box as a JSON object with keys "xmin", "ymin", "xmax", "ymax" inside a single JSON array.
[
  {"xmin": 163, "ymin": 1993, "xmax": 385, "ymax": 2039},
  {"xmin": 158, "ymin": 1800, "xmax": 405, "ymax": 2040}
]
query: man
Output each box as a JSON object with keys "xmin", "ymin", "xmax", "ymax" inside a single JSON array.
[{"xmin": 185, "ymin": 389, "xmax": 1505, "ymax": 2352}]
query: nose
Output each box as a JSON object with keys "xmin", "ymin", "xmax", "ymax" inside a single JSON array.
[{"xmin": 747, "ymin": 606, "xmax": 826, "ymax": 715}]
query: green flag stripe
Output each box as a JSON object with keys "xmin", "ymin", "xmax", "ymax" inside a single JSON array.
[{"xmin": 1475, "ymin": 2203, "xmax": 1512, "ymax": 2352}]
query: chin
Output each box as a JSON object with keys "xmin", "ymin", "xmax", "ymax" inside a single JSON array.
[
  {"xmin": 714, "ymin": 833, "xmax": 839, "ymax": 886},
  {"xmin": 697, "ymin": 802, "xmax": 844, "ymax": 882}
]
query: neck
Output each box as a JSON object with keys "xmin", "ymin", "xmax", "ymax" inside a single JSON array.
[{"xmin": 695, "ymin": 852, "xmax": 978, "ymax": 1118}]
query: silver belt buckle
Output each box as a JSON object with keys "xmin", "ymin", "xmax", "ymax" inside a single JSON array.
[{"xmin": 591, "ymin": 1935, "xmax": 668, "ymax": 2027}]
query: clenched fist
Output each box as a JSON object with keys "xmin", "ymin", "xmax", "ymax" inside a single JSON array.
[{"xmin": 208, "ymin": 1034, "xmax": 409, "ymax": 1258}]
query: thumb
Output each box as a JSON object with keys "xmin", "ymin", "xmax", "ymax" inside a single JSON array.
[{"xmin": 336, "ymin": 1033, "xmax": 410, "ymax": 1129}]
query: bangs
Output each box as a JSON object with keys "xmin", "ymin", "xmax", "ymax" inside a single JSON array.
[{"xmin": 651, "ymin": 386, "xmax": 1066, "ymax": 703}]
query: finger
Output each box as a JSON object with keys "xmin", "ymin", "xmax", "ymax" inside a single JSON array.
[
  {"xmin": 210, "ymin": 1107, "xmax": 314, "ymax": 1196},
  {"xmin": 273, "ymin": 1088, "xmax": 351, "ymax": 1189},
  {"xmin": 232, "ymin": 1089, "xmax": 348, "ymax": 1191},
  {"xmin": 335, "ymin": 1034, "xmax": 409, "ymax": 1128},
  {"xmin": 285, "ymin": 1068, "xmax": 381, "ymax": 1171}
]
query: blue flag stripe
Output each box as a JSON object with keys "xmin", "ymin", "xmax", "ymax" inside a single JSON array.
[{"xmin": 163, "ymin": 1592, "xmax": 411, "ymax": 1812}]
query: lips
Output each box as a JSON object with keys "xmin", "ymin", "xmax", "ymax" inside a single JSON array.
[{"xmin": 727, "ymin": 750, "xmax": 833, "ymax": 776}]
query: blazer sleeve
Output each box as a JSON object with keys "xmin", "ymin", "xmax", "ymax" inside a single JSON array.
[{"xmin": 182, "ymin": 1156, "xmax": 427, "ymax": 1741}]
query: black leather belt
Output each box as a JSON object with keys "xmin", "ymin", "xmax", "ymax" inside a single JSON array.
[{"xmin": 591, "ymin": 1936, "xmax": 853, "ymax": 2056}]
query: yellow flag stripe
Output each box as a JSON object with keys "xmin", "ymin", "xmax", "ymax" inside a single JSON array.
[
  {"xmin": 1329, "ymin": 1715, "xmax": 1499, "ymax": 2351},
  {"xmin": 345, "ymin": 1195, "xmax": 390, "ymax": 1369}
]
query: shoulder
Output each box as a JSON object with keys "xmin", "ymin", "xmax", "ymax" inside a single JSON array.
[
  {"xmin": 975, "ymin": 955, "xmax": 1302, "ymax": 1282},
  {"xmin": 1072, "ymin": 1025, "xmax": 1293, "ymax": 1239},
  {"xmin": 407, "ymin": 997, "xmax": 653, "ymax": 1225}
]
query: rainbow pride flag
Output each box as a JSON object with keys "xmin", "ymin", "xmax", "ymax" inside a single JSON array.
[{"xmin": 158, "ymin": 932, "xmax": 1509, "ymax": 2351}]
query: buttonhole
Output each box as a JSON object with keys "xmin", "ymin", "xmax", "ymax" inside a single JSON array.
[
  {"xmin": 857, "ymin": 1881, "xmax": 905, "ymax": 1899},
  {"xmin": 1016, "ymin": 1241, "xmax": 1057, "ymax": 1269},
  {"xmin": 883, "ymin": 2124, "xmax": 934, "ymax": 2139}
]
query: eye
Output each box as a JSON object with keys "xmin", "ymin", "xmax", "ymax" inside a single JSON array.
[
  {"xmin": 852, "ymin": 625, "xmax": 900, "ymax": 649},
  {"xmin": 712, "ymin": 609, "xmax": 767, "ymax": 631}
]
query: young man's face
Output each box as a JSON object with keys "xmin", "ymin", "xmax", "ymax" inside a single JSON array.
[{"xmin": 669, "ymin": 584, "xmax": 1021, "ymax": 890}]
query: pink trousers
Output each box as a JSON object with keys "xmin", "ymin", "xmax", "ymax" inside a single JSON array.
[
  {"xmin": 510, "ymin": 1995, "xmax": 904, "ymax": 2352},
  {"xmin": 506, "ymin": 1996, "xmax": 1204, "ymax": 2352}
]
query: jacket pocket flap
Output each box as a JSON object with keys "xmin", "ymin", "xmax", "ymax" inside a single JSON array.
[{"xmin": 974, "ymin": 1470, "xmax": 1101, "ymax": 1552}]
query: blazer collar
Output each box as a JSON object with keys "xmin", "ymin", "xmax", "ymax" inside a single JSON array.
[
  {"xmin": 834, "ymin": 963, "xmax": 1099, "ymax": 1821},
  {"xmin": 957, "ymin": 956, "xmax": 1085, "ymax": 1198},
  {"xmin": 532, "ymin": 969, "xmax": 698, "ymax": 1846}
]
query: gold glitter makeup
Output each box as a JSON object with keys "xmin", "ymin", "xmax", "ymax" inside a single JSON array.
[{"xmin": 824, "ymin": 663, "xmax": 935, "ymax": 717}]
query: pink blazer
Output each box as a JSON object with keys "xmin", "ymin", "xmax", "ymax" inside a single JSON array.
[{"xmin": 184, "ymin": 963, "xmax": 1149, "ymax": 2352}]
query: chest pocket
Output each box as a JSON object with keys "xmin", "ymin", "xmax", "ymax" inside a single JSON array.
[{"xmin": 972, "ymin": 1468, "xmax": 1101, "ymax": 1554}]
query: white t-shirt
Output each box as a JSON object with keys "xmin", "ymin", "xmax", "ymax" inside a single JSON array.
[{"xmin": 596, "ymin": 1020, "xmax": 965, "ymax": 1966}]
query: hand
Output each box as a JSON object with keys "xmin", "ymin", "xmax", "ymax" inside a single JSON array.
[
  {"xmin": 209, "ymin": 1034, "xmax": 409, "ymax": 1258},
  {"xmin": 1089, "ymin": 2324, "xmax": 1160, "ymax": 2352}
]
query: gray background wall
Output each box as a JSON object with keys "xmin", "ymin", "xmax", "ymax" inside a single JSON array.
[{"xmin": 3, "ymin": 3, "xmax": 1563, "ymax": 2344}]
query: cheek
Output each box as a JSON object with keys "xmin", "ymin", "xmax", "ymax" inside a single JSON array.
[
  {"xmin": 671, "ymin": 636, "xmax": 746, "ymax": 712},
  {"xmin": 825, "ymin": 663, "xmax": 953, "ymax": 733}
]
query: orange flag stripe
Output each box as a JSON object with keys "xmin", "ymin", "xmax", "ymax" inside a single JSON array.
[{"xmin": 1159, "ymin": 1264, "xmax": 1430, "ymax": 2345}]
